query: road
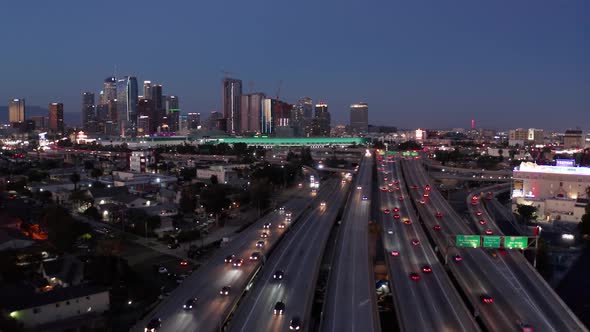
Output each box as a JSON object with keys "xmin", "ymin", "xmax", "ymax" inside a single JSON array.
[
  {"xmin": 467, "ymin": 185, "xmax": 589, "ymax": 332},
  {"xmin": 229, "ymin": 177, "xmax": 349, "ymax": 332},
  {"xmin": 402, "ymin": 157, "xmax": 587, "ymax": 332},
  {"xmin": 378, "ymin": 157, "xmax": 479, "ymax": 331},
  {"xmin": 321, "ymin": 155, "xmax": 380, "ymax": 332},
  {"xmin": 130, "ymin": 184, "xmax": 319, "ymax": 332}
]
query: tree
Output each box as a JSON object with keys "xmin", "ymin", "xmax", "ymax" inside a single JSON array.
[
  {"xmin": 83, "ymin": 206, "xmax": 100, "ymax": 221},
  {"xmin": 70, "ymin": 172, "xmax": 81, "ymax": 191},
  {"xmin": 179, "ymin": 188, "xmax": 197, "ymax": 213},
  {"xmin": 397, "ymin": 140, "xmax": 422, "ymax": 151},
  {"xmin": 210, "ymin": 174, "xmax": 219, "ymax": 185},
  {"xmin": 498, "ymin": 149, "xmax": 504, "ymax": 162},
  {"xmin": 90, "ymin": 168, "xmax": 103, "ymax": 181},
  {"xmin": 578, "ymin": 187, "xmax": 590, "ymax": 238},
  {"xmin": 300, "ymin": 148, "xmax": 314, "ymax": 167},
  {"xmin": 516, "ymin": 204, "xmax": 538, "ymax": 224},
  {"xmin": 201, "ymin": 185, "xmax": 230, "ymax": 220},
  {"xmin": 40, "ymin": 205, "xmax": 92, "ymax": 252}
]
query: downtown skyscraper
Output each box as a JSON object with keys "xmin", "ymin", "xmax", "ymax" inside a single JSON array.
[
  {"xmin": 48, "ymin": 102, "xmax": 64, "ymax": 134},
  {"xmin": 82, "ymin": 92, "xmax": 96, "ymax": 132},
  {"xmin": 8, "ymin": 98, "xmax": 25, "ymax": 125},
  {"xmin": 349, "ymin": 103, "xmax": 369, "ymax": 134},
  {"xmin": 222, "ymin": 78, "xmax": 242, "ymax": 135},
  {"xmin": 116, "ymin": 76, "xmax": 138, "ymax": 137},
  {"xmin": 313, "ymin": 102, "xmax": 331, "ymax": 136}
]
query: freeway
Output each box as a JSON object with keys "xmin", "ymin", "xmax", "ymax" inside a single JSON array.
[
  {"xmin": 403, "ymin": 157, "xmax": 587, "ymax": 332},
  {"xmin": 131, "ymin": 184, "xmax": 318, "ymax": 332},
  {"xmin": 321, "ymin": 155, "xmax": 380, "ymax": 332},
  {"xmin": 229, "ymin": 177, "xmax": 349, "ymax": 332},
  {"xmin": 378, "ymin": 157, "xmax": 479, "ymax": 331},
  {"xmin": 467, "ymin": 186, "xmax": 588, "ymax": 332}
]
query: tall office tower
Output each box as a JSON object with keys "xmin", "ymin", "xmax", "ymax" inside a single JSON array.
[
  {"xmin": 222, "ymin": 78, "xmax": 243, "ymax": 134},
  {"xmin": 299, "ymin": 97, "xmax": 313, "ymax": 119},
  {"xmin": 82, "ymin": 92, "xmax": 97, "ymax": 132},
  {"xmin": 143, "ymin": 81, "xmax": 152, "ymax": 100},
  {"xmin": 178, "ymin": 115, "xmax": 189, "ymax": 133},
  {"xmin": 151, "ymin": 84, "xmax": 164, "ymax": 128},
  {"xmin": 187, "ymin": 112, "xmax": 201, "ymax": 129},
  {"xmin": 165, "ymin": 95, "xmax": 180, "ymax": 132},
  {"xmin": 116, "ymin": 76, "xmax": 139, "ymax": 137},
  {"xmin": 137, "ymin": 97, "xmax": 155, "ymax": 135},
  {"xmin": 240, "ymin": 93, "xmax": 265, "ymax": 134},
  {"xmin": 290, "ymin": 103, "xmax": 305, "ymax": 137},
  {"xmin": 349, "ymin": 102, "xmax": 369, "ymax": 134},
  {"xmin": 313, "ymin": 102, "xmax": 331, "ymax": 136},
  {"xmin": 208, "ymin": 111, "xmax": 223, "ymax": 130},
  {"xmin": 48, "ymin": 102, "xmax": 64, "ymax": 134},
  {"xmin": 8, "ymin": 98, "xmax": 25, "ymax": 125},
  {"xmin": 97, "ymin": 77, "xmax": 117, "ymax": 125}
]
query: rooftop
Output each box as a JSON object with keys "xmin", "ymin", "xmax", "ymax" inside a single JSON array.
[{"xmin": 0, "ymin": 284, "xmax": 108, "ymax": 311}]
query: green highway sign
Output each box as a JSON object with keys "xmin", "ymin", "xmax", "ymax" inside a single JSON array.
[
  {"xmin": 456, "ymin": 235, "xmax": 481, "ymax": 248},
  {"xmin": 504, "ymin": 236, "xmax": 528, "ymax": 249},
  {"xmin": 482, "ymin": 236, "xmax": 501, "ymax": 248}
]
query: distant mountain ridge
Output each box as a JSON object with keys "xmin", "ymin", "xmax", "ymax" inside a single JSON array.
[{"xmin": 0, "ymin": 106, "xmax": 81, "ymax": 126}]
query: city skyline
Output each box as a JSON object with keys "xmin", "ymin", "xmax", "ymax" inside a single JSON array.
[{"xmin": 0, "ymin": 1, "xmax": 587, "ymax": 130}]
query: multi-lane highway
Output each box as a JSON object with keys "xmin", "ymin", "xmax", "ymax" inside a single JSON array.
[
  {"xmin": 229, "ymin": 177, "xmax": 348, "ymax": 332},
  {"xmin": 321, "ymin": 156, "xmax": 380, "ymax": 332},
  {"xmin": 402, "ymin": 157, "xmax": 587, "ymax": 332},
  {"xmin": 131, "ymin": 184, "xmax": 318, "ymax": 332},
  {"xmin": 378, "ymin": 156, "xmax": 479, "ymax": 332}
]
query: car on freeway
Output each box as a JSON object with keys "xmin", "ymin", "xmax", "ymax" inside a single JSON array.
[
  {"xmin": 393, "ymin": 180, "xmax": 399, "ymax": 185},
  {"xmin": 423, "ymin": 193, "xmax": 429, "ymax": 198},
  {"xmin": 320, "ymin": 201, "xmax": 326, "ymax": 208},
  {"xmin": 517, "ymin": 321, "xmax": 533, "ymax": 332},
  {"xmin": 220, "ymin": 286, "xmax": 231, "ymax": 296},
  {"xmin": 453, "ymin": 255, "xmax": 463, "ymax": 262},
  {"xmin": 289, "ymin": 316, "xmax": 302, "ymax": 330},
  {"xmin": 476, "ymin": 211, "xmax": 483, "ymax": 216},
  {"xmin": 481, "ymin": 295, "xmax": 494, "ymax": 304},
  {"xmin": 380, "ymin": 187, "xmax": 387, "ymax": 192},
  {"xmin": 479, "ymin": 219, "xmax": 487, "ymax": 225},
  {"xmin": 232, "ymin": 258, "xmax": 244, "ymax": 267},
  {"xmin": 224, "ymin": 255, "xmax": 236, "ymax": 263},
  {"xmin": 263, "ymin": 222, "xmax": 271, "ymax": 229},
  {"xmin": 261, "ymin": 232, "xmax": 269, "ymax": 238},
  {"xmin": 388, "ymin": 182, "xmax": 394, "ymax": 187},
  {"xmin": 388, "ymin": 188, "xmax": 394, "ymax": 193},
  {"xmin": 433, "ymin": 225, "xmax": 442, "ymax": 231},
  {"xmin": 410, "ymin": 273, "xmax": 421, "ymax": 281},
  {"xmin": 256, "ymin": 241, "xmax": 265, "ymax": 248},
  {"xmin": 279, "ymin": 206, "xmax": 285, "ymax": 213},
  {"xmin": 395, "ymin": 186, "xmax": 400, "ymax": 191},
  {"xmin": 383, "ymin": 209, "xmax": 391, "ymax": 214},
  {"xmin": 411, "ymin": 185, "xmax": 419, "ymax": 189},
  {"xmin": 403, "ymin": 218, "xmax": 412, "ymax": 225},
  {"xmin": 157, "ymin": 266, "xmax": 168, "ymax": 274},
  {"xmin": 390, "ymin": 250, "xmax": 400, "ymax": 256},
  {"xmin": 274, "ymin": 301, "xmax": 286, "ymax": 315},
  {"xmin": 393, "ymin": 207, "xmax": 400, "ymax": 213},
  {"xmin": 179, "ymin": 260, "xmax": 188, "ymax": 267},
  {"xmin": 422, "ymin": 265, "xmax": 432, "ymax": 273},
  {"xmin": 183, "ymin": 298, "xmax": 197, "ymax": 310},
  {"xmin": 278, "ymin": 223, "xmax": 286, "ymax": 229},
  {"xmin": 399, "ymin": 196, "xmax": 405, "ymax": 201},
  {"xmin": 362, "ymin": 195, "xmax": 368, "ymax": 201},
  {"xmin": 145, "ymin": 318, "xmax": 162, "ymax": 332},
  {"xmin": 249, "ymin": 252, "xmax": 261, "ymax": 261},
  {"xmin": 357, "ymin": 186, "xmax": 362, "ymax": 190},
  {"xmin": 411, "ymin": 240, "xmax": 420, "ymax": 246},
  {"xmin": 485, "ymin": 229, "xmax": 493, "ymax": 235},
  {"xmin": 419, "ymin": 199, "xmax": 426, "ymax": 204},
  {"xmin": 425, "ymin": 185, "xmax": 431, "ymax": 191},
  {"xmin": 273, "ymin": 270, "xmax": 284, "ymax": 280},
  {"xmin": 387, "ymin": 229, "xmax": 394, "ymax": 235},
  {"xmin": 436, "ymin": 212, "xmax": 443, "ymax": 218},
  {"xmin": 393, "ymin": 214, "xmax": 400, "ymax": 219}
]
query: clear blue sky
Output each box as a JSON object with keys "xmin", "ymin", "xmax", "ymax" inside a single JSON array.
[{"xmin": 1, "ymin": 0, "xmax": 588, "ymax": 130}]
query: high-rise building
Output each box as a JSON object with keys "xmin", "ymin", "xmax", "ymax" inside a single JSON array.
[
  {"xmin": 143, "ymin": 81, "xmax": 152, "ymax": 100},
  {"xmin": 82, "ymin": 92, "xmax": 97, "ymax": 132},
  {"xmin": 151, "ymin": 84, "xmax": 164, "ymax": 130},
  {"xmin": 30, "ymin": 116, "xmax": 46, "ymax": 130},
  {"xmin": 165, "ymin": 96, "xmax": 180, "ymax": 132},
  {"xmin": 564, "ymin": 130, "xmax": 584, "ymax": 149},
  {"xmin": 48, "ymin": 102, "xmax": 64, "ymax": 134},
  {"xmin": 137, "ymin": 98, "xmax": 156, "ymax": 135},
  {"xmin": 208, "ymin": 111, "xmax": 223, "ymax": 130},
  {"xmin": 187, "ymin": 112, "xmax": 201, "ymax": 129},
  {"xmin": 349, "ymin": 103, "xmax": 369, "ymax": 134},
  {"xmin": 222, "ymin": 78, "xmax": 243, "ymax": 134},
  {"xmin": 299, "ymin": 97, "xmax": 313, "ymax": 120},
  {"xmin": 8, "ymin": 98, "xmax": 25, "ymax": 124},
  {"xmin": 97, "ymin": 77, "xmax": 117, "ymax": 125},
  {"xmin": 313, "ymin": 102, "xmax": 331, "ymax": 136},
  {"xmin": 178, "ymin": 115, "xmax": 189, "ymax": 133},
  {"xmin": 116, "ymin": 76, "xmax": 138, "ymax": 137},
  {"xmin": 240, "ymin": 93, "xmax": 265, "ymax": 134}
]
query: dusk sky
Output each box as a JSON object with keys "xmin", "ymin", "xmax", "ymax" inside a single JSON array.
[{"xmin": 1, "ymin": 0, "xmax": 588, "ymax": 130}]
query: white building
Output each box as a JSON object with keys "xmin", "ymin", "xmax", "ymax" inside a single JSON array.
[
  {"xmin": 129, "ymin": 150, "xmax": 155, "ymax": 173},
  {"xmin": 4, "ymin": 286, "xmax": 109, "ymax": 328},
  {"xmin": 196, "ymin": 165, "xmax": 239, "ymax": 184},
  {"xmin": 512, "ymin": 162, "xmax": 590, "ymax": 222}
]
